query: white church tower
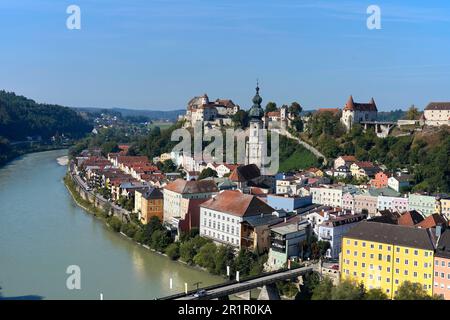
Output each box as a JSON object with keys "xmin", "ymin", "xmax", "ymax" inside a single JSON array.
[{"xmin": 246, "ymin": 83, "xmax": 265, "ymax": 169}]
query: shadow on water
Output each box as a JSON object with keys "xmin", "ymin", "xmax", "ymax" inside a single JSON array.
[{"xmin": 0, "ymin": 286, "xmax": 44, "ymax": 300}]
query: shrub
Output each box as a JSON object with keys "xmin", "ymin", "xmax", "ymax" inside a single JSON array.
[
  {"xmin": 108, "ymin": 216, "xmax": 122, "ymax": 232},
  {"xmin": 165, "ymin": 243, "xmax": 180, "ymax": 260}
]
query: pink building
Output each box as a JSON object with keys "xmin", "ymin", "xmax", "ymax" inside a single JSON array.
[
  {"xmin": 392, "ymin": 197, "xmax": 409, "ymax": 212},
  {"xmin": 342, "ymin": 192, "xmax": 355, "ymax": 211},
  {"xmin": 434, "ymin": 231, "xmax": 450, "ymax": 300}
]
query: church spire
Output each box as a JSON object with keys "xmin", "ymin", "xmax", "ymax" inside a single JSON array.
[{"xmin": 249, "ymin": 81, "xmax": 264, "ymax": 119}]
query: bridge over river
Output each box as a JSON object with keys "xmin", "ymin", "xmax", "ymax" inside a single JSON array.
[{"xmin": 158, "ymin": 264, "xmax": 318, "ymax": 300}]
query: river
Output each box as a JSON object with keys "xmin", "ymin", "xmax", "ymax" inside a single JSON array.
[{"xmin": 0, "ymin": 150, "xmax": 223, "ymax": 300}]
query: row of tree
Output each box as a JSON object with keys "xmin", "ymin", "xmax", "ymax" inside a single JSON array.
[
  {"xmin": 108, "ymin": 215, "xmax": 266, "ymax": 278},
  {"xmin": 308, "ymin": 276, "xmax": 443, "ymax": 300}
]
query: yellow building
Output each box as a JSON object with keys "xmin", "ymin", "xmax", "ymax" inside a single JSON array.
[
  {"xmin": 341, "ymin": 221, "xmax": 434, "ymax": 299},
  {"xmin": 436, "ymin": 198, "xmax": 450, "ymax": 220}
]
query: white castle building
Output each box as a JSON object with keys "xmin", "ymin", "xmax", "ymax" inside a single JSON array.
[{"xmin": 341, "ymin": 95, "xmax": 378, "ymax": 131}]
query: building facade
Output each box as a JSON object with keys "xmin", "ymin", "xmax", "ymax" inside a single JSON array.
[
  {"xmin": 423, "ymin": 102, "xmax": 450, "ymax": 127},
  {"xmin": 341, "ymin": 95, "xmax": 378, "ymax": 131},
  {"xmin": 341, "ymin": 221, "xmax": 435, "ymax": 299}
]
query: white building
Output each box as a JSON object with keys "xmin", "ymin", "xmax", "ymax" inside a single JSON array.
[
  {"xmin": 387, "ymin": 175, "xmax": 411, "ymax": 192},
  {"xmin": 246, "ymin": 85, "xmax": 265, "ymax": 170},
  {"xmin": 199, "ymin": 190, "xmax": 274, "ymax": 247},
  {"xmin": 317, "ymin": 211, "xmax": 366, "ymax": 259},
  {"xmin": 423, "ymin": 102, "xmax": 450, "ymax": 127},
  {"xmin": 340, "ymin": 95, "xmax": 378, "ymax": 131},
  {"xmin": 310, "ymin": 185, "xmax": 344, "ymax": 208}
]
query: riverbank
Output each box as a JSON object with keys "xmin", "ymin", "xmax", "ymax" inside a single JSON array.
[
  {"xmin": 63, "ymin": 170, "xmax": 267, "ymax": 285},
  {"xmin": 0, "ymin": 144, "xmax": 71, "ymax": 169},
  {"xmin": 63, "ymin": 172, "xmax": 226, "ymax": 278},
  {"xmin": 0, "ymin": 149, "xmax": 223, "ymax": 299}
]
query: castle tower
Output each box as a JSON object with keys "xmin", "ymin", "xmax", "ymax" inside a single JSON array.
[{"xmin": 246, "ymin": 83, "xmax": 265, "ymax": 169}]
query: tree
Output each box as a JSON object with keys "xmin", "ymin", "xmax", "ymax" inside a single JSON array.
[
  {"xmin": 198, "ymin": 167, "xmax": 218, "ymax": 180},
  {"xmin": 107, "ymin": 216, "xmax": 122, "ymax": 232},
  {"xmin": 101, "ymin": 141, "xmax": 120, "ymax": 156},
  {"xmin": 231, "ymin": 110, "xmax": 249, "ymax": 128},
  {"xmin": 157, "ymin": 159, "xmax": 176, "ymax": 173},
  {"xmin": 331, "ymin": 279, "xmax": 365, "ymax": 300},
  {"xmin": 311, "ymin": 277, "xmax": 334, "ymax": 300},
  {"xmin": 288, "ymin": 102, "xmax": 302, "ymax": 116},
  {"xmin": 365, "ymin": 288, "xmax": 389, "ymax": 300},
  {"xmin": 150, "ymin": 229, "xmax": 172, "ymax": 252},
  {"xmin": 405, "ymin": 105, "xmax": 420, "ymax": 120},
  {"xmin": 291, "ymin": 117, "xmax": 304, "ymax": 132},
  {"xmin": 265, "ymin": 102, "xmax": 278, "ymax": 113},
  {"xmin": 194, "ymin": 242, "xmax": 217, "ymax": 272},
  {"xmin": 395, "ymin": 281, "xmax": 433, "ymax": 300},
  {"xmin": 234, "ymin": 249, "xmax": 255, "ymax": 276},
  {"xmin": 142, "ymin": 216, "xmax": 164, "ymax": 244},
  {"xmin": 214, "ymin": 245, "xmax": 235, "ymax": 275},
  {"xmin": 298, "ymin": 272, "xmax": 321, "ymax": 300},
  {"xmin": 165, "ymin": 242, "xmax": 180, "ymax": 260},
  {"xmin": 180, "ymin": 240, "xmax": 196, "ymax": 264}
]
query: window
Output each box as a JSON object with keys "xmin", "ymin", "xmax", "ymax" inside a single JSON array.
[
  {"xmin": 414, "ymin": 272, "xmax": 418, "ymax": 278},
  {"xmin": 378, "ymin": 254, "xmax": 382, "ymax": 261},
  {"xmin": 404, "ymin": 270, "xmax": 408, "ymax": 275},
  {"xmin": 414, "ymin": 250, "xmax": 418, "ymax": 256},
  {"xmin": 362, "ymin": 263, "xmax": 366, "ymax": 268},
  {"xmin": 435, "ymin": 260, "xmax": 440, "ymax": 266},
  {"xmin": 354, "ymin": 241, "xmax": 358, "ymax": 246},
  {"xmin": 414, "ymin": 261, "xmax": 418, "ymax": 267},
  {"xmin": 387, "ymin": 255, "xmax": 391, "ymax": 262},
  {"xmin": 405, "ymin": 249, "xmax": 409, "ymax": 254},
  {"xmin": 442, "ymin": 261, "xmax": 446, "ymax": 267},
  {"xmin": 405, "ymin": 259, "xmax": 409, "ymax": 265},
  {"xmin": 441, "ymin": 273, "xmax": 445, "ymax": 278},
  {"xmin": 379, "ymin": 244, "xmax": 382, "ymax": 250},
  {"xmin": 386, "ymin": 278, "xmax": 390, "ymax": 283},
  {"xmin": 396, "ymin": 247, "xmax": 400, "ymax": 253}
]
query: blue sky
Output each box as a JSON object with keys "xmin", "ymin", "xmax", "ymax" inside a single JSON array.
[{"xmin": 1, "ymin": 0, "xmax": 450, "ymax": 111}]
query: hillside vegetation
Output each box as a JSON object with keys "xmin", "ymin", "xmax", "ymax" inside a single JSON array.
[{"xmin": 0, "ymin": 91, "xmax": 92, "ymax": 141}]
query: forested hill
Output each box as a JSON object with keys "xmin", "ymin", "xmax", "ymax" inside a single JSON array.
[{"xmin": 0, "ymin": 90, "xmax": 92, "ymax": 141}]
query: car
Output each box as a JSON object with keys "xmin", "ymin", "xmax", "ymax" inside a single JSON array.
[{"xmin": 193, "ymin": 289, "xmax": 207, "ymax": 298}]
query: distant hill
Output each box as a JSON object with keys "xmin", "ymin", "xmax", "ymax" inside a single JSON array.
[
  {"xmin": 73, "ymin": 107, "xmax": 185, "ymax": 122},
  {"xmin": 0, "ymin": 91, "xmax": 92, "ymax": 141}
]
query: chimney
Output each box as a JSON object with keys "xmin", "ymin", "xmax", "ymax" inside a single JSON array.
[
  {"xmin": 436, "ymin": 225, "xmax": 442, "ymax": 238},
  {"xmin": 284, "ymin": 217, "xmax": 287, "ymax": 223}
]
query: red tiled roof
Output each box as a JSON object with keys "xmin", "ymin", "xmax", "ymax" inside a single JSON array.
[
  {"xmin": 343, "ymin": 95, "xmax": 377, "ymax": 112},
  {"xmin": 164, "ymin": 179, "xmax": 218, "ymax": 194},
  {"xmin": 201, "ymin": 190, "xmax": 274, "ymax": 217},
  {"xmin": 340, "ymin": 155, "xmax": 357, "ymax": 162},
  {"xmin": 416, "ymin": 214, "xmax": 447, "ymax": 229},
  {"xmin": 398, "ymin": 211, "xmax": 424, "ymax": 226}
]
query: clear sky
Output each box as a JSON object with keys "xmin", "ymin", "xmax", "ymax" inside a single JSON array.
[{"xmin": 1, "ymin": 0, "xmax": 450, "ymax": 111}]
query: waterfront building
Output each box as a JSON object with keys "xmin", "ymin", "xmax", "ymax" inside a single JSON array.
[
  {"xmin": 199, "ymin": 190, "xmax": 275, "ymax": 248},
  {"xmin": 341, "ymin": 221, "xmax": 435, "ymax": 299},
  {"xmin": 134, "ymin": 187, "xmax": 164, "ymax": 224},
  {"xmin": 267, "ymin": 216, "xmax": 311, "ymax": 270},
  {"xmin": 163, "ymin": 179, "xmax": 218, "ymax": 225}
]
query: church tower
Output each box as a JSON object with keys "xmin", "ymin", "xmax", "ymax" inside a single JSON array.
[{"xmin": 246, "ymin": 83, "xmax": 265, "ymax": 169}]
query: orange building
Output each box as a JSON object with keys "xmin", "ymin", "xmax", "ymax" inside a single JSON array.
[
  {"xmin": 371, "ymin": 171, "xmax": 391, "ymax": 189},
  {"xmin": 135, "ymin": 188, "xmax": 164, "ymax": 224}
]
